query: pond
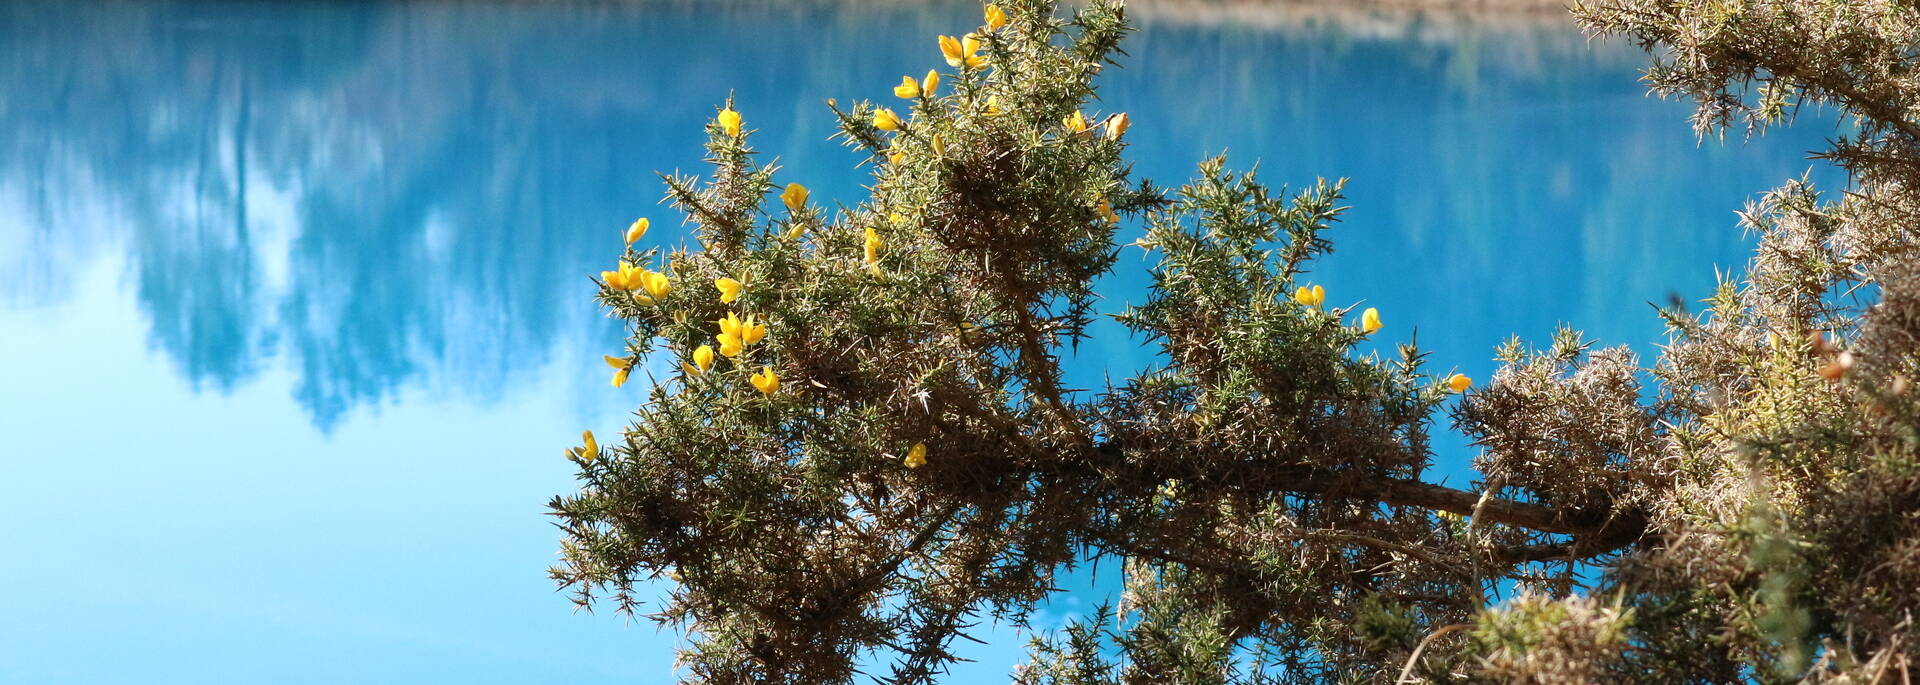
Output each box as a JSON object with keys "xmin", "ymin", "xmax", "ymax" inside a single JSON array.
[{"xmin": 0, "ymin": 1, "xmax": 1846, "ymax": 681}]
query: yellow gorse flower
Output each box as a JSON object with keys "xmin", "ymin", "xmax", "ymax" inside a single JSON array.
[
  {"xmin": 865, "ymin": 227, "xmax": 885, "ymax": 278},
  {"xmin": 894, "ymin": 75, "xmax": 921, "ymax": 99},
  {"xmin": 605, "ymin": 354, "xmax": 635, "ymax": 388},
  {"xmin": 983, "ymin": 95, "xmax": 1003, "ymax": 116},
  {"xmin": 625, "ymin": 217, "xmax": 650, "ymax": 245},
  {"xmin": 683, "ymin": 344, "xmax": 716, "ymax": 376},
  {"xmin": 873, "ymin": 107, "xmax": 903, "ymax": 131},
  {"xmin": 582, "ymin": 430, "xmax": 599, "ymax": 461},
  {"xmin": 1361, "ymin": 307, "xmax": 1383, "ymax": 334},
  {"xmin": 939, "ymin": 35, "xmax": 963, "ymax": 66},
  {"xmin": 715, "ymin": 276, "xmax": 744, "ymax": 304},
  {"xmin": 716, "ymin": 333, "xmax": 743, "ymax": 357},
  {"xmin": 1292, "ymin": 284, "xmax": 1326, "ymax": 308},
  {"xmin": 715, "ymin": 312, "xmax": 768, "ymax": 357},
  {"xmin": 782, "ymin": 183, "xmax": 809, "ymax": 212},
  {"xmin": 633, "ymin": 269, "xmax": 672, "ymax": 305},
  {"xmin": 750, "ymin": 366, "xmax": 780, "ymax": 395},
  {"xmin": 984, "ymin": 3, "xmax": 1008, "ymax": 31},
  {"xmin": 717, "ymin": 312, "xmax": 746, "ymax": 340},
  {"xmin": 1064, "ymin": 110, "xmax": 1089, "ymax": 134},
  {"xmin": 717, "ymin": 107, "xmax": 742, "ymax": 137},
  {"xmin": 930, "ymin": 132, "xmax": 946, "ymax": 157},
  {"xmin": 1096, "ymin": 199, "xmax": 1119, "ymax": 223},
  {"xmin": 923, "ymin": 69, "xmax": 941, "ymax": 97},
  {"xmin": 1446, "ymin": 373, "xmax": 1472, "ymax": 393},
  {"xmin": 1105, "ymin": 112, "xmax": 1130, "ymax": 141},
  {"xmin": 904, "ymin": 442, "xmax": 928, "ymax": 468},
  {"xmin": 940, "ymin": 34, "xmax": 987, "ymax": 70},
  {"xmin": 601, "ymin": 261, "xmax": 643, "ymax": 291}
]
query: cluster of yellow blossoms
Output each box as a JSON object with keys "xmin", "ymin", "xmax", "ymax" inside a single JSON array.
[
  {"xmin": 597, "ymin": 204, "xmax": 782, "ymax": 396},
  {"xmin": 1291, "ymin": 283, "xmax": 1379, "ymax": 334},
  {"xmin": 889, "ymin": 5, "xmax": 1004, "ymax": 100},
  {"xmin": 1291, "ymin": 283, "xmax": 1471, "ymax": 393},
  {"xmin": 714, "ymin": 312, "xmax": 768, "ymax": 357}
]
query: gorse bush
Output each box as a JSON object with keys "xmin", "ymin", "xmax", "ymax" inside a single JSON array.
[{"xmin": 550, "ymin": 0, "xmax": 1920, "ymax": 682}]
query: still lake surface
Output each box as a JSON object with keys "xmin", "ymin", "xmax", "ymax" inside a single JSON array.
[{"xmin": 0, "ymin": 1, "xmax": 1846, "ymax": 681}]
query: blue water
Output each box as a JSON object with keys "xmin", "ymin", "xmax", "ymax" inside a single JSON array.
[{"xmin": 0, "ymin": 1, "xmax": 1845, "ymax": 682}]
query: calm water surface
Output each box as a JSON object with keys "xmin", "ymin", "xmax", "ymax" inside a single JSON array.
[{"xmin": 0, "ymin": 1, "xmax": 1845, "ymax": 681}]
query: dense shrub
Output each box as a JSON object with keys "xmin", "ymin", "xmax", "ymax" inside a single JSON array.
[{"xmin": 551, "ymin": 0, "xmax": 1920, "ymax": 681}]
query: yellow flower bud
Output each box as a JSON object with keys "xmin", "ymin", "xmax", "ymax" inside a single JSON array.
[
  {"xmin": 984, "ymin": 3, "xmax": 1008, "ymax": 31},
  {"xmin": 1446, "ymin": 373, "xmax": 1472, "ymax": 393},
  {"xmin": 581, "ymin": 430, "xmax": 598, "ymax": 461},
  {"xmin": 873, "ymin": 107, "xmax": 903, "ymax": 131},
  {"xmin": 930, "ymin": 132, "xmax": 946, "ymax": 156},
  {"xmin": 782, "ymin": 183, "xmax": 809, "ymax": 212},
  {"xmin": 923, "ymin": 69, "xmax": 941, "ymax": 97},
  {"xmin": 904, "ymin": 442, "xmax": 928, "ymax": 468},
  {"xmin": 684, "ymin": 344, "xmax": 715, "ymax": 375},
  {"xmin": 1105, "ymin": 112, "xmax": 1130, "ymax": 140},
  {"xmin": 750, "ymin": 366, "xmax": 780, "ymax": 395},
  {"xmin": 1292, "ymin": 284, "xmax": 1325, "ymax": 308},
  {"xmin": 717, "ymin": 108, "xmax": 742, "ymax": 137},
  {"xmin": 625, "ymin": 217, "xmax": 650, "ymax": 245},
  {"xmin": 894, "ymin": 75, "xmax": 921, "ymax": 99},
  {"xmin": 612, "ymin": 366, "xmax": 631, "ymax": 388},
  {"xmin": 1360, "ymin": 307, "xmax": 1383, "ymax": 334}
]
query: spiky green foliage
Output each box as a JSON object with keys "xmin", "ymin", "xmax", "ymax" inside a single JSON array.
[{"xmin": 551, "ymin": 0, "xmax": 1920, "ymax": 682}]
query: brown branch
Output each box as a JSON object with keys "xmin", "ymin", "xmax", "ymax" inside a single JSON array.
[{"xmin": 1079, "ymin": 443, "xmax": 1651, "ymax": 561}]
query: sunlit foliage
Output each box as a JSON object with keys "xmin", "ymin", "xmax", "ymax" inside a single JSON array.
[{"xmin": 550, "ymin": 0, "xmax": 1920, "ymax": 682}]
